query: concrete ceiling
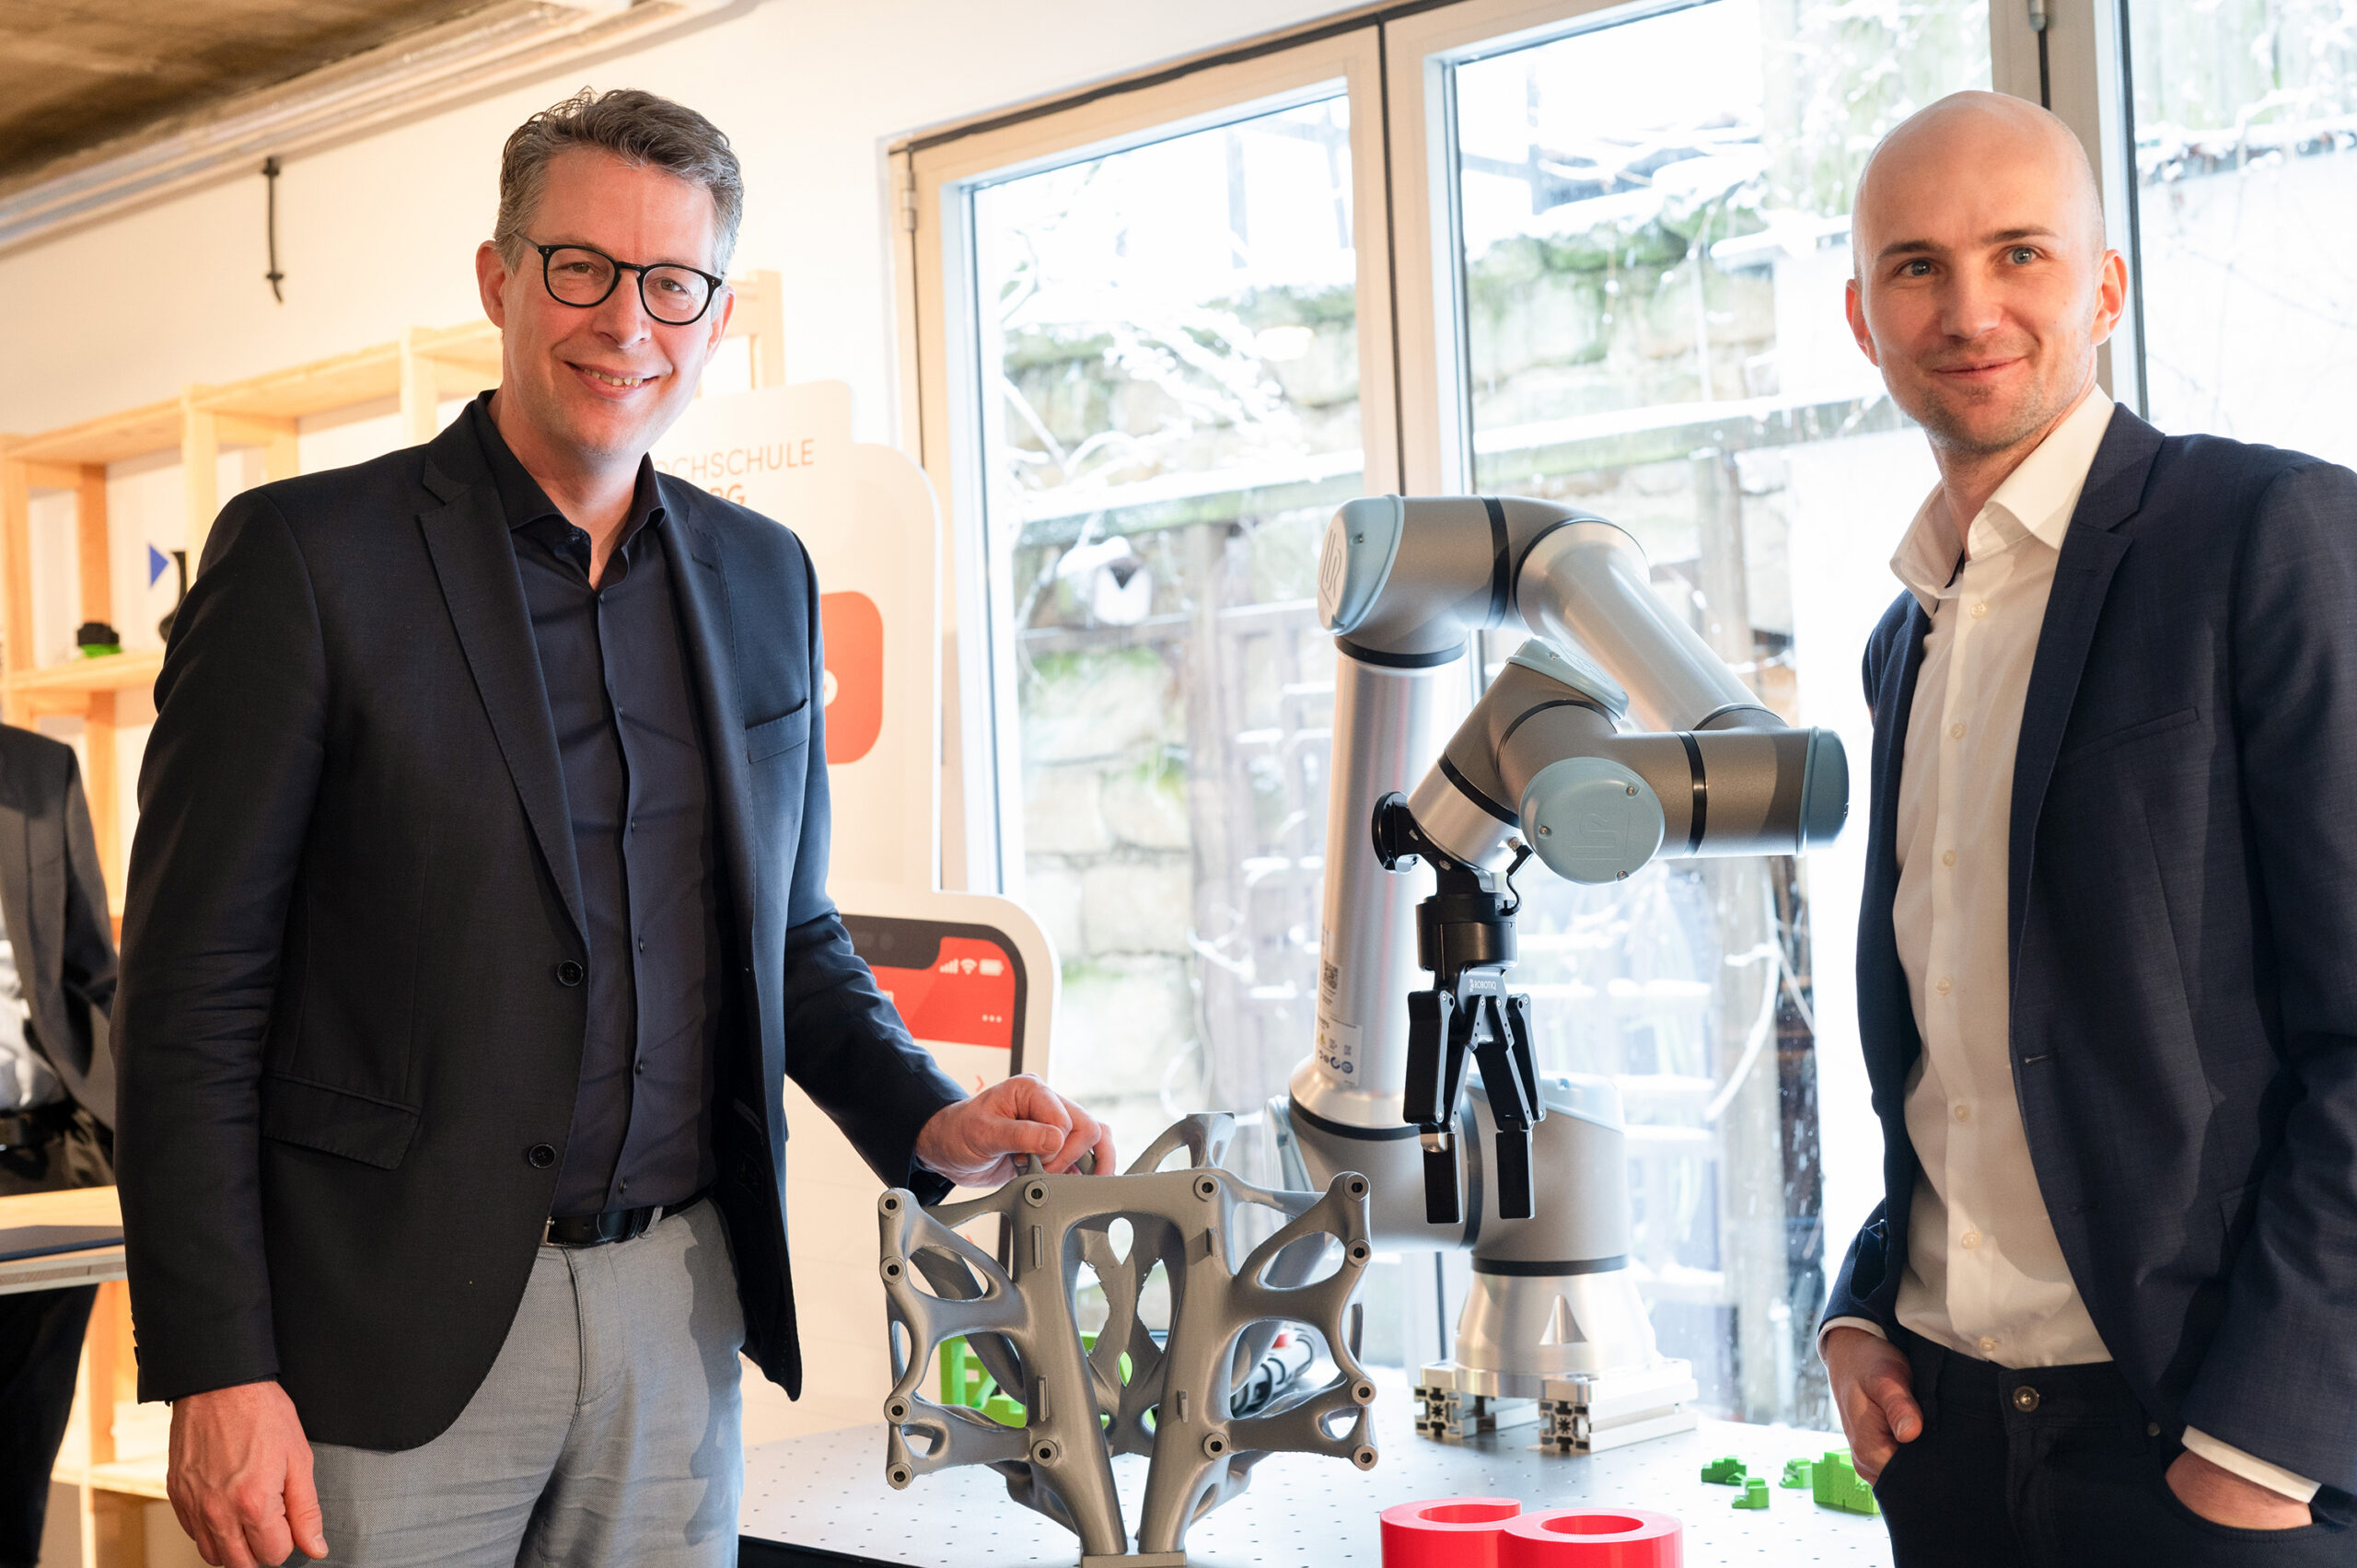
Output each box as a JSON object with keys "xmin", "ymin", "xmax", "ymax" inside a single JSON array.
[{"xmin": 0, "ymin": 0, "xmax": 497, "ymax": 184}]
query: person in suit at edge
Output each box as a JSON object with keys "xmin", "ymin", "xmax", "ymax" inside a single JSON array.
[
  {"xmin": 1816, "ymin": 89, "xmax": 2357, "ymax": 1563},
  {"xmin": 113, "ymin": 88, "xmax": 1112, "ymax": 1568},
  {"xmin": 0, "ymin": 727, "xmax": 118, "ymax": 1568}
]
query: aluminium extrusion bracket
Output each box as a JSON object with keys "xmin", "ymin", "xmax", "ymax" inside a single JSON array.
[{"xmin": 878, "ymin": 1113, "xmax": 1380, "ymax": 1563}]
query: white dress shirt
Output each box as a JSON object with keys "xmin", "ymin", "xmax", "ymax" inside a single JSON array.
[
  {"xmin": 0, "ymin": 894, "xmax": 57, "ymax": 1112},
  {"xmin": 1824, "ymin": 388, "xmax": 2317, "ymax": 1504}
]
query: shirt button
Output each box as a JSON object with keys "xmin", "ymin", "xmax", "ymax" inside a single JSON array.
[
  {"xmin": 1949, "ymin": 722, "xmax": 1967, "ymax": 740},
  {"xmin": 1934, "ymin": 977, "xmax": 1953, "ymax": 995},
  {"xmin": 1979, "ymin": 1336, "xmax": 1998, "ymax": 1355},
  {"xmin": 526, "ymin": 1143, "xmax": 558, "ymax": 1168},
  {"xmin": 1971, "ymin": 602, "xmax": 1989, "ymax": 619},
  {"xmin": 1961, "ymin": 1230, "xmax": 1981, "ymax": 1249},
  {"xmin": 1942, "ymin": 849, "xmax": 1956, "ymax": 866},
  {"xmin": 1954, "ymin": 1103, "xmax": 1971, "ymax": 1122},
  {"xmin": 555, "ymin": 959, "xmax": 585, "ymax": 987}
]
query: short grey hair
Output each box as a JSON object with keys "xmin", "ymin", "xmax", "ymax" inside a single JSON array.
[{"xmin": 494, "ymin": 87, "xmax": 744, "ymax": 274}]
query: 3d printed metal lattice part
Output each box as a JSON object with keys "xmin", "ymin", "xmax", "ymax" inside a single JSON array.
[{"xmin": 878, "ymin": 1114, "xmax": 1378, "ymax": 1565}]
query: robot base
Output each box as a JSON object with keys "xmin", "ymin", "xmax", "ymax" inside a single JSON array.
[{"xmin": 1415, "ymin": 1359, "xmax": 1699, "ymax": 1453}]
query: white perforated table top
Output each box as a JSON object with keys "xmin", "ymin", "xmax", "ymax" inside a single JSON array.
[{"xmin": 739, "ymin": 1377, "xmax": 1894, "ymax": 1566}]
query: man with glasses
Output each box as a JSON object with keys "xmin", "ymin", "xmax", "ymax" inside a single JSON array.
[{"xmin": 113, "ymin": 87, "xmax": 1111, "ymax": 1568}]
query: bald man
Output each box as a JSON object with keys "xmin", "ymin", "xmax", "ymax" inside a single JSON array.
[{"xmin": 1817, "ymin": 90, "xmax": 2357, "ymax": 1563}]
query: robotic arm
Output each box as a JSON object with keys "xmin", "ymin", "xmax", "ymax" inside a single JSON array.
[{"xmin": 1276, "ymin": 494, "xmax": 1847, "ymax": 1448}]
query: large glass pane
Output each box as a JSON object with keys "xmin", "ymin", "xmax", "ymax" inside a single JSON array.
[
  {"xmin": 2128, "ymin": 0, "xmax": 2357, "ymax": 468},
  {"xmin": 970, "ymin": 97, "xmax": 1361, "ymax": 1188},
  {"xmin": 1446, "ymin": 0, "xmax": 1989, "ymax": 1425}
]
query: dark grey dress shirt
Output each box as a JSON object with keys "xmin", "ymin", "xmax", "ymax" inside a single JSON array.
[{"xmin": 468, "ymin": 393, "xmax": 722, "ymax": 1217}]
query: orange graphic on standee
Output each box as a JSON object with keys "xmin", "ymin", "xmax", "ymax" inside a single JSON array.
[{"xmin": 819, "ymin": 590, "xmax": 884, "ymax": 764}]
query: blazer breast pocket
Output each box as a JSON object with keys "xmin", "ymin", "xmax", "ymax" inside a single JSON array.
[
  {"xmin": 746, "ymin": 701, "xmax": 811, "ymax": 762},
  {"xmin": 2053, "ymin": 705, "xmax": 2198, "ymax": 771}
]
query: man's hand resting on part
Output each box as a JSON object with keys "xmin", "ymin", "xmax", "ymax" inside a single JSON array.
[
  {"xmin": 167, "ymin": 1379, "xmax": 327, "ymax": 1568},
  {"xmin": 1822, "ymin": 1325, "xmax": 1922, "ymax": 1484},
  {"xmin": 916, "ymin": 1073, "xmax": 1114, "ymax": 1187}
]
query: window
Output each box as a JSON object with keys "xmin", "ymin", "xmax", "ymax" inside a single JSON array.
[
  {"xmin": 973, "ymin": 96, "xmax": 1364, "ymax": 1170},
  {"xmin": 2122, "ymin": 0, "xmax": 2357, "ymax": 469},
  {"xmin": 905, "ymin": 33, "xmax": 1396, "ymax": 1195},
  {"xmin": 904, "ymin": 0, "xmax": 1993, "ymax": 1426}
]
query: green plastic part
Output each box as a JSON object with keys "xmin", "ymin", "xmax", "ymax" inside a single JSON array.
[
  {"xmin": 1700, "ymin": 1455, "xmax": 1747, "ymax": 1485},
  {"xmin": 937, "ymin": 1333, "xmax": 1130, "ymax": 1429},
  {"xmin": 1780, "ymin": 1458, "xmax": 1814, "ymax": 1489},
  {"xmin": 1733, "ymin": 1477, "xmax": 1770, "ymax": 1509},
  {"xmin": 1812, "ymin": 1449, "xmax": 1879, "ymax": 1516}
]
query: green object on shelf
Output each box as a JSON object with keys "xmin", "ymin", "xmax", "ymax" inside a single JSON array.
[
  {"xmin": 1781, "ymin": 1458, "xmax": 1814, "ymax": 1489},
  {"xmin": 76, "ymin": 645, "xmax": 122, "ymax": 658},
  {"xmin": 1812, "ymin": 1449, "xmax": 1879, "ymax": 1516},
  {"xmin": 1734, "ymin": 1477, "xmax": 1770, "ymax": 1510},
  {"xmin": 1700, "ymin": 1455, "xmax": 1747, "ymax": 1485}
]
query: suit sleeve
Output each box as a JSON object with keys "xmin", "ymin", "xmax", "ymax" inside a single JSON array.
[
  {"xmin": 774, "ymin": 537, "xmax": 964, "ymax": 1202},
  {"xmin": 114, "ymin": 491, "xmax": 329, "ymax": 1404},
  {"xmin": 57, "ymin": 746, "xmax": 117, "ymax": 1017},
  {"xmin": 2180, "ymin": 459, "xmax": 2357, "ymax": 1492}
]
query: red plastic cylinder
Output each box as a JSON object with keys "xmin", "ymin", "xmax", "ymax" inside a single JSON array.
[
  {"xmin": 1379, "ymin": 1496, "xmax": 1526, "ymax": 1568},
  {"xmin": 1496, "ymin": 1507, "xmax": 1682, "ymax": 1567}
]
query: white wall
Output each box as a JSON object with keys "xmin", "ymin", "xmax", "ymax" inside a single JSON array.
[{"xmin": 0, "ymin": 0, "xmax": 1360, "ymax": 446}]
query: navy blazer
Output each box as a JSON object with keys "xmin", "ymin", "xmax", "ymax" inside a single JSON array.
[
  {"xmin": 1823, "ymin": 406, "xmax": 2357, "ymax": 1493},
  {"xmin": 116, "ymin": 413, "xmax": 963, "ymax": 1449}
]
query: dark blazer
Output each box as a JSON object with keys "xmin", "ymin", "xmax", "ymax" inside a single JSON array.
[
  {"xmin": 1823, "ymin": 407, "xmax": 2357, "ymax": 1493},
  {"xmin": 114, "ymin": 413, "xmax": 964, "ymax": 1449},
  {"xmin": 0, "ymin": 724, "xmax": 118, "ymax": 1125}
]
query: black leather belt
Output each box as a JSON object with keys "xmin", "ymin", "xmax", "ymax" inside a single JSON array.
[
  {"xmin": 542, "ymin": 1188, "xmax": 705, "ymax": 1249},
  {"xmin": 0, "ymin": 1101, "xmax": 76, "ymax": 1152}
]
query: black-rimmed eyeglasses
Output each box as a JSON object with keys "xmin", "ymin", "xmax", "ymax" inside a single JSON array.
[{"xmin": 531, "ymin": 241, "xmax": 725, "ymax": 326}]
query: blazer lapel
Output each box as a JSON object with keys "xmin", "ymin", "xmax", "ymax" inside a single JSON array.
[
  {"xmin": 658, "ymin": 495, "xmax": 762, "ymax": 952},
  {"xmin": 2006, "ymin": 408, "xmax": 2165, "ymax": 980},
  {"xmin": 416, "ymin": 436, "xmax": 587, "ymax": 943}
]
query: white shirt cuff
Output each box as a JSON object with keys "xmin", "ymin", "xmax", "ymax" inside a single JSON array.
[
  {"xmin": 2180, "ymin": 1426, "xmax": 2322, "ymax": 1504},
  {"xmin": 1817, "ymin": 1317, "xmax": 1889, "ymax": 1359}
]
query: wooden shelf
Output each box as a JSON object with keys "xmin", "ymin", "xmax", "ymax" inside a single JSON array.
[
  {"xmin": 5, "ymin": 400, "xmax": 184, "ymax": 469},
  {"xmin": 6, "ymin": 649, "xmax": 164, "ymax": 701},
  {"xmin": 192, "ymin": 343, "xmax": 403, "ymax": 424}
]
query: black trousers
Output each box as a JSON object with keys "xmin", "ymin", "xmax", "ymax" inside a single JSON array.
[
  {"xmin": 1875, "ymin": 1328, "xmax": 2355, "ymax": 1567},
  {"xmin": 0, "ymin": 1107, "xmax": 110, "ymax": 1568}
]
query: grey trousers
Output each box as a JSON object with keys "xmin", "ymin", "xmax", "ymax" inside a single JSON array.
[{"xmin": 309, "ymin": 1199, "xmax": 745, "ymax": 1567}]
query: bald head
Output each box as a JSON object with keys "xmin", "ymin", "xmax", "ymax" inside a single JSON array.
[
  {"xmin": 1853, "ymin": 91, "xmax": 2105, "ymax": 279},
  {"xmin": 1841, "ymin": 89, "xmax": 2124, "ymax": 472}
]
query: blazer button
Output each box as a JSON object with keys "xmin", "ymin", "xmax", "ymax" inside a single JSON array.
[
  {"xmin": 2012, "ymin": 1386, "xmax": 2040, "ymax": 1412},
  {"xmin": 555, "ymin": 960, "xmax": 586, "ymax": 987},
  {"xmin": 527, "ymin": 1144, "xmax": 558, "ymax": 1168}
]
